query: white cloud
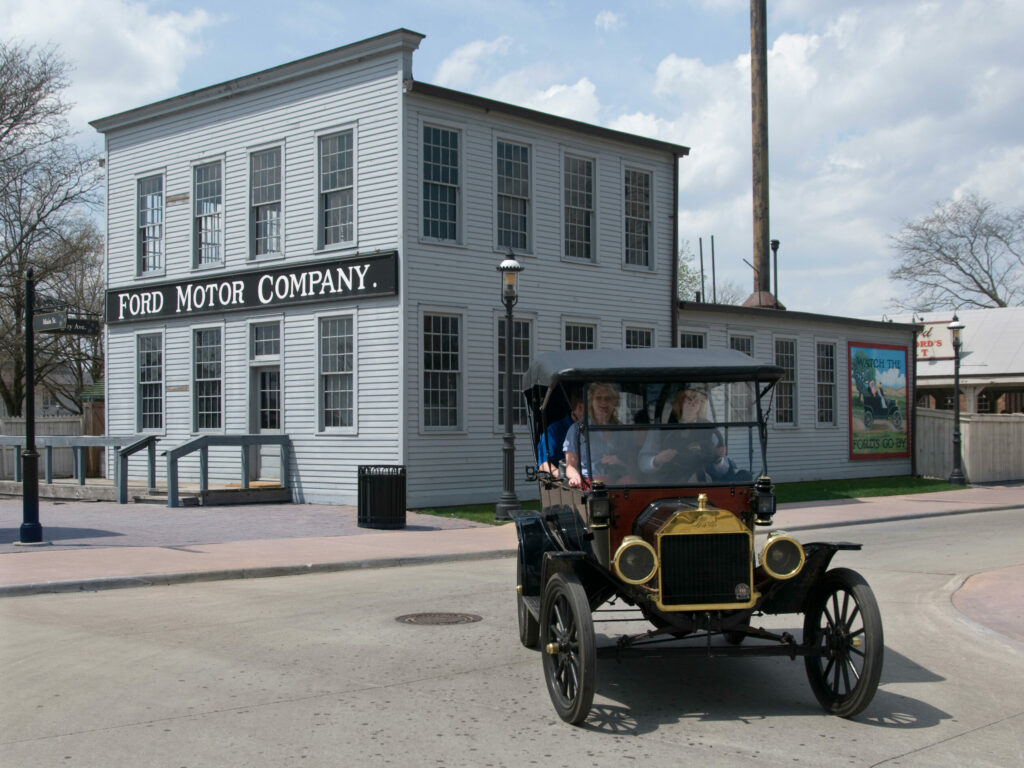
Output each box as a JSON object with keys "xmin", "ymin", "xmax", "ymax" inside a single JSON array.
[
  {"xmin": 433, "ymin": 36, "xmax": 513, "ymax": 91},
  {"xmin": 0, "ymin": 0, "xmax": 215, "ymax": 132},
  {"xmin": 594, "ymin": 11, "xmax": 623, "ymax": 32},
  {"xmin": 483, "ymin": 74, "xmax": 601, "ymax": 124},
  {"xmin": 631, "ymin": 0, "xmax": 1024, "ymax": 315}
]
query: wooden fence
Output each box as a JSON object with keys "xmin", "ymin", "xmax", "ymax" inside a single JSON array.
[
  {"xmin": 0, "ymin": 417, "xmax": 86, "ymax": 479},
  {"xmin": 916, "ymin": 408, "xmax": 1024, "ymax": 483}
]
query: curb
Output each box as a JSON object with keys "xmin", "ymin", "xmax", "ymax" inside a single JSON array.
[
  {"xmin": 778, "ymin": 503, "xmax": 1023, "ymax": 533},
  {"xmin": 0, "ymin": 547, "xmax": 517, "ymax": 598},
  {"xmin": 2, "ymin": 502, "xmax": 1019, "ymax": 598}
]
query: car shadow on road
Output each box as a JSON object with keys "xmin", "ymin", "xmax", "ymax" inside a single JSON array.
[{"xmin": 579, "ymin": 635, "xmax": 950, "ymax": 735}]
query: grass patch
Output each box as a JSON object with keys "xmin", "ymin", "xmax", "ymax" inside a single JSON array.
[
  {"xmin": 774, "ymin": 476, "xmax": 966, "ymax": 504},
  {"xmin": 414, "ymin": 500, "xmax": 539, "ymax": 525},
  {"xmin": 414, "ymin": 477, "xmax": 966, "ymax": 524}
]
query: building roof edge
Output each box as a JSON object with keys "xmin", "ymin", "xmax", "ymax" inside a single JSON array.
[
  {"xmin": 407, "ymin": 80, "xmax": 690, "ymax": 157},
  {"xmin": 90, "ymin": 29, "xmax": 425, "ymax": 134}
]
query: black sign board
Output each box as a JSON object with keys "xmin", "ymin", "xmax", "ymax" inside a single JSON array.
[
  {"xmin": 105, "ymin": 251, "xmax": 399, "ymax": 324},
  {"xmin": 33, "ymin": 312, "xmax": 101, "ymax": 335},
  {"xmin": 64, "ymin": 317, "xmax": 101, "ymax": 336},
  {"xmin": 33, "ymin": 312, "xmax": 67, "ymax": 332}
]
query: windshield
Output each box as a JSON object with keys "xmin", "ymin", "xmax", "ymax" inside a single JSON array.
[{"xmin": 561, "ymin": 380, "xmax": 764, "ymax": 487}]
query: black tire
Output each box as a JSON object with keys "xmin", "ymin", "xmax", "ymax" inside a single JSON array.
[
  {"xmin": 517, "ymin": 552, "xmax": 539, "ymax": 648},
  {"xmin": 890, "ymin": 409, "xmax": 902, "ymax": 430},
  {"xmin": 862, "ymin": 408, "xmax": 875, "ymax": 430},
  {"xmin": 803, "ymin": 568, "xmax": 884, "ymax": 718},
  {"xmin": 541, "ymin": 572, "xmax": 596, "ymax": 725},
  {"xmin": 724, "ymin": 630, "xmax": 746, "ymax": 645}
]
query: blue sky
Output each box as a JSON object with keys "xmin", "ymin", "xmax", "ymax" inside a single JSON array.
[{"xmin": 4, "ymin": 0, "xmax": 1022, "ymax": 317}]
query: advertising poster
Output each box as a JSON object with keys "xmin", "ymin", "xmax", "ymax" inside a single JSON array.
[{"xmin": 849, "ymin": 343, "xmax": 910, "ymax": 460}]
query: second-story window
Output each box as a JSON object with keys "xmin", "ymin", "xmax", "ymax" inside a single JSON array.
[
  {"xmin": 624, "ymin": 169, "xmax": 651, "ymax": 267},
  {"xmin": 564, "ymin": 155, "xmax": 593, "ymax": 260},
  {"xmin": 319, "ymin": 131, "xmax": 354, "ymax": 248},
  {"xmin": 423, "ymin": 126, "xmax": 459, "ymax": 242},
  {"xmin": 250, "ymin": 147, "xmax": 281, "ymax": 257},
  {"xmin": 497, "ymin": 140, "xmax": 529, "ymax": 251},
  {"xmin": 193, "ymin": 162, "xmax": 222, "ymax": 267},
  {"xmin": 137, "ymin": 174, "xmax": 163, "ymax": 274}
]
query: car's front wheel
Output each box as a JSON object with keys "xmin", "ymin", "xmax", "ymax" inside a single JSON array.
[
  {"xmin": 803, "ymin": 567, "xmax": 884, "ymax": 718},
  {"xmin": 541, "ymin": 572, "xmax": 596, "ymax": 725}
]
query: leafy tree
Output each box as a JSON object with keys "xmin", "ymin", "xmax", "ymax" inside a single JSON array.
[
  {"xmin": 677, "ymin": 240, "xmax": 743, "ymax": 304},
  {"xmin": 889, "ymin": 191, "xmax": 1024, "ymax": 311},
  {"xmin": 0, "ymin": 41, "xmax": 103, "ymax": 417},
  {"xmin": 677, "ymin": 240, "xmax": 702, "ymax": 301}
]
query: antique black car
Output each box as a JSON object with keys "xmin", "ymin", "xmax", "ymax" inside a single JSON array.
[
  {"xmin": 515, "ymin": 348, "xmax": 883, "ymax": 724},
  {"xmin": 853, "ymin": 371, "xmax": 903, "ymax": 431}
]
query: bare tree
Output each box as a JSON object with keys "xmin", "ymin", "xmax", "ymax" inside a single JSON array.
[
  {"xmin": 889, "ymin": 192, "xmax": 1024, "ymax": 311},
  {"xmin": 0, "ymin": 41, "xmax": 103, "ymax": 417}
]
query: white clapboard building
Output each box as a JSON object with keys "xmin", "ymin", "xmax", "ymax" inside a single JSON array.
[{"xmin": 91, "ymin": 29, "xmax": 688, "ymax": 507}]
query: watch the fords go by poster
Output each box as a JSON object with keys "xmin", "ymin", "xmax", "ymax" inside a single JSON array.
[{"xmin": 849, "ymin": 343, "xmax": 910, "ymax": 460}]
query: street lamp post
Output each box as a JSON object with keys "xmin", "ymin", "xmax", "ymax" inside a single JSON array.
[
  {"xmin": 495, "ymin": 253, "xmax": 524, "ymax": 521},
  {"xmin": 947, "ymin": 314, "xmax": 966, "ymax": 485},
  {"xmin": 21, "ymin": 268, "xmax": 43, "ymax": 543}
]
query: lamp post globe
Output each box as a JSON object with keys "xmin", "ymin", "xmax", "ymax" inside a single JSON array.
[
  {"xmin": 947, "ymin": 315, "xmax": 966, "ymax": 485},
  {"xmin": 496, "ymin": 252, "xmax": 523, "ymax": 521}
]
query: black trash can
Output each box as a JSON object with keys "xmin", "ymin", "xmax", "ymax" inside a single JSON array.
[{"xmin": 357, "ymin": 465, "xmax": 407, "ymax": 529}]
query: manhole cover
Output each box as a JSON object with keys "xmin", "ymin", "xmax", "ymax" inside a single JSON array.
[{"xmin": 395, "ymin": 612, "xmax": 482, "ymax": 625}]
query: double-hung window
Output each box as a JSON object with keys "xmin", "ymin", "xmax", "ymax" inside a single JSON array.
[
  {"xmin": 319, "ymin": 316, "xmax": 354, "ymax": 430},
  {"xmin": 625, "ymin": 328, "xmax": 653, "ymax": 348},
  {"xmin": 624, "ymin": 169, "xmax": 651, "ymax": 267},
  {"xmin": 250, "ymin": 147, "xmax": 282, "ymax": 257},
  {"xmin": 679, "ymin": 332, "xmax": 706, "ymax": 349},
  {"xmin": 497, "ymin": 140, "xmax": 529, "ymax": 251},
  {"xmin": 423, "ymin": 126, "xmax": 459, "ymax": 242},
  {"xmin": 729, "ymin": 336, "xmax": 755, "ymax": 420},
  {"xmin": 137, "ymin": 333, "xmax": 163, "ymax": 431},
  {"xmin": 775, "ymin": 339, "xmax": 797, "ymax": 425},
  {"xmin": 564, "ymin": 155, "xmax": 594, "ymax": 260},
  {"xmin": 816, "ymin": 342, "xmax": 836, "ymax": 425},
  {"xmin": 193, "ymin": 162, "xmax": 222, "ymax": 267},
  {"xmin": 564, "ymin": 322, "xmax": 595, "ymax": 350},
  {"xmin": 319, "ymin": 131, "xmax": 354, "ymax": 248},
  {"xmin": 193, "ymin": 328, "xmax": 222, "ymax": 431},
  {"xmin": 497, "ymin": 318, "xmax": 531, "ymax": 427},
  {"xmin": 423, "ymin": 314, "xmax": 461, "ymax": 429},
  {"xmin": 137, "ymin": 175, "xmax": 163, "ymax": 274}
]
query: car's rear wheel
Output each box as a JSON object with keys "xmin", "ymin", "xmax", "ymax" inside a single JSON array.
[
  {"xmin": 803, "ymin": 568, "xmax": 883, "ymax": 718},
  {"xmin": 862, "ymin": 407, "xmax": 875, "ymax": 430},
  {"xmin": 517, "ymin": 552, "xmax": 539, "ymax": 648},
  {"xmin": 541, "ymin": 572, "xmax": 596, "ymax": 725}
]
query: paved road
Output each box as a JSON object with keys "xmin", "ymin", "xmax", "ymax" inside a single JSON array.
[{"xmin": 1, "ymin": 508, "xmax": 1022, "ymax": 767}]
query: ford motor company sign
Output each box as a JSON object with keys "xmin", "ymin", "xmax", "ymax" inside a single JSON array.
[{"xmin": 105, "ymin": 251, "xmax": 397, "ymax": 324}]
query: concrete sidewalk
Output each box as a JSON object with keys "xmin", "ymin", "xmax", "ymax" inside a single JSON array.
[{"xmin": 1, "ymin": 484, "xmax": 1022, "ymax": 642}]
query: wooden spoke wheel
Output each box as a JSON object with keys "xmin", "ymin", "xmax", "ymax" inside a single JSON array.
[{"xmin": 803, "ymin": 568, "xmax": 884, "ymax": 718}]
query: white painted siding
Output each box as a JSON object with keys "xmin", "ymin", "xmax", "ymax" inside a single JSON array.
[
  {"xmin": 402, "ymin": 94, "xmax": 679, "ymax": 506},
  {"xmin": 102, "ymin": 49, "xmax": 408, "ymax": 503}
]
